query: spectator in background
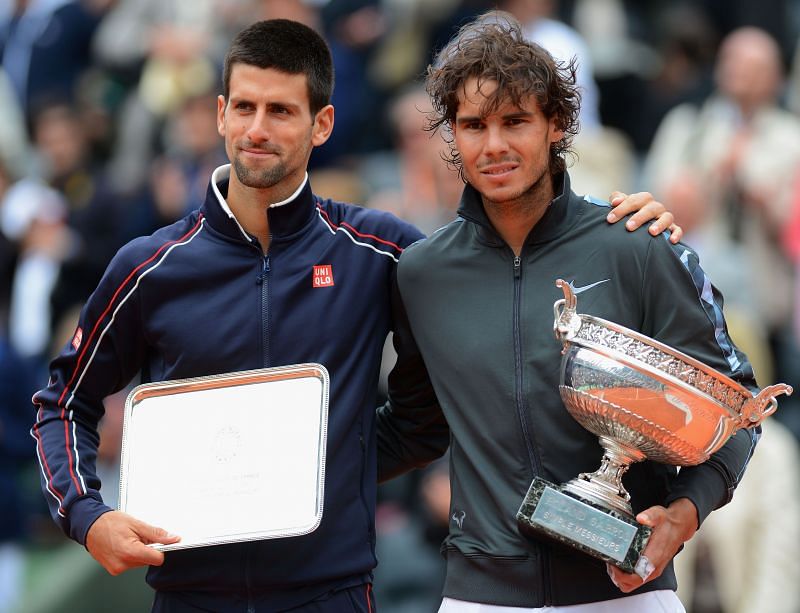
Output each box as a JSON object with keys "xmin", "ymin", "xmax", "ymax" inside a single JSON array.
[
  {"xmin": 0, "ymin": 320, "xmax": 38, "ymax": 613},
  {"xmin": 568, "ymin": 0, "xmax": 720, "ymax": 157},
  {"xmin": 643, "ymin": 27, "xmax": 800, "ymax": 436},
  {"xmin": 671, "ymin": 312, "xmax": 800, "ymax": 613},
  {"xmin": 0, "ymin": 161, "xmax": 17, "ymax": 327},
  {"xmin": 0, "ymin": 68, "xmax": 31, "ymax": 180},
  {"xmin": 502, "ymin": 0, "xmax": 600, "ymax": 133},
  {"xmin": 1, "ymin": 179, "xmax": 69, "ymax": 367},
  {"xmin": 129, "ymin": 89, "xmax": 228, "ymax": 238},
  {"xmin": 362, "ymin": 85, "xmax": 463, "ymax": 235},
  {"xmin": 503, "ymin": 0, "xmax": 637, "ymax": 197},
  {"xmin": 0, "ymin": 0, "xmax": 110, "ymax": 126},
  {"xmin": 92, "ymin": 0, "xmax": 222, "ymax": 191},
  {"xmin": 316, "ymin": 0, "xmax": 391, "ymax": 164},
  {"xmin": 29, "ymin": 100, "xmax": 133, "ymax": 335},
  {"xmin": 373, "ymin": 458, "xmax": 450, "ymax": 613},
  {"xmin": 673, "ymin": 418, "xmax": 800, "ymax": 613}
]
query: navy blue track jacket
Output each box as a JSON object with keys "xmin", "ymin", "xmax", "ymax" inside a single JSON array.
[{"xmin": 32, "ymin": 165, "xmax": 424, "ymax": 606}]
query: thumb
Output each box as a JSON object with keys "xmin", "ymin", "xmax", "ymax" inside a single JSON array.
[
  {"xmin": 134, "ymin": 521, "xmax": 180, "ymax": 546},
  {"xmin": 636, "ymin": 505, "xmax": 666, "ymax": 527}
]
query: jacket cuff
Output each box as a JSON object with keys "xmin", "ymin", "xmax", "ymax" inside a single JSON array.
[
  {"xmin": 663, "ymin": 463, "xmax": 728, "ymax": 527},
  {"xmin": 68, "ymin": 496, "xmax": 114, "ymax": 546}
]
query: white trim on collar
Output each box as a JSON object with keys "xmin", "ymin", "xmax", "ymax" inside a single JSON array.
[
  {"xmin": 211, "ymin": 164, "xmax": 251, "ymax": 242},
  {"xmin": 209, "ymin": 165, "xmax": 310, "ymax": 242},
  {"xmin": 269, "ymin": 173, "xmax": 309, "ymax": 208},
  {"xmin": 211, "ymin": 164, "xmax": 310, "ymax": 211},
  {"xmin": 211, "ymin": 164, "xmax": 236, "ymax": 218}
]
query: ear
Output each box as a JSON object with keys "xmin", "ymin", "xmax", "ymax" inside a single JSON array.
[
  {"xmin": 448, "ymin": 121, "xmax": 461, "ymax": 152},
  {"xmin": 548, "ymin": 116, "xmax": 564, "ymax": 144},
  {"xmin": 311, "ymin": 105, "xmax": 335, "ymax": 147},
  {"xmin": 217, "ymin": 95, "xmax": 227, "ymax": 137}
]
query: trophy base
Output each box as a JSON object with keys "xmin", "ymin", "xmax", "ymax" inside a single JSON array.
[{"xmin": 517, "ymin": 477, "xmax": 651, "ymax": 573}]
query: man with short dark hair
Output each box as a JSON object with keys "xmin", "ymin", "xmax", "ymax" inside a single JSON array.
[
  {"xmin": 377, "ymin": 11, "xmax": 760, "ymax": 612},
  {"xmin": 32, "ymin": 18, "xmax": 678, "ymax": 612}
]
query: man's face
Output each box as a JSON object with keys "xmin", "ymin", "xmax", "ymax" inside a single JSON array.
[
  {"xmin": 452, "ymin": 77, "xmax": 562, "ymax": 206},
  {"xmin": 217, "ymin": 64, "xmax": 332, "ymax": 195}
]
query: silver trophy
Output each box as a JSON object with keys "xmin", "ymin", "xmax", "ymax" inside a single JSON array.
[{"xmin": 517, "ymin": 279, "xmax": 792, "ymax": 573}]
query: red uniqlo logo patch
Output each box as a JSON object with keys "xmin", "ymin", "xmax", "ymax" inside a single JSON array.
[
  {"xmin": 71, "ymin": 327, "xmax": 83, "ymax": 351},
  {"xmin": 313, "ymin": 265, "xmax": 335, "ymax": 288}
]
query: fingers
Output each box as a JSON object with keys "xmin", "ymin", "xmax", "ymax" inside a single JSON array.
[
  {"xmin": 606, "ymin": 562, "xmax": 643, "ymax": 593},
  {"xmin": 121, "ymin": 538, "xmax": 168, "ymax": 572},
  {"xmin": 606, "ymin": 192, "xmax": 665, "ymax": 229},
  {"xmin": 606, "ymin": 191, "xmax": 684, "ymax": 242},
  {"xmin": 645, "ymin": 211, "xmax": 674, "ymax": 236},
  {"xmin": 634, "ymin": 555, "xmax": 656, "ymax": 581},
  {"xmin": 127, "ymin": 519, "xmax": 180, "ymax": 569},
  {"xmin": 667, "ymin": 222, "xmax": 683, "ymax": 243},
  {"xmin": 136, "ymin": 520, "xmax": 181, "ymax": 547},
  {"xmin": 606, "ymin": 554, "xmax": 657, "ymax": 593},
  {"xmin": 625, "ymin": 201, "xmax": 668, "ymax": 232},
  {"xmin": 86, "ymin": 511, "xmax": 179, "ymax": 575},
  {"xmin": 607, "ymin": 506, "xmax": 671, "ymax": 592}
]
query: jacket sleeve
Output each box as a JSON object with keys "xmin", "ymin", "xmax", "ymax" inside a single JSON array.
[
  {"xmin": 639, "ymin": 235, "xmax": 760, "ymax": 526},
  {"xmin": 31, "ymin": 244, "xmax": 149, "ymax": 545},
  {"xmin": 376, "ymin": 269, "xmax": 449, "ymax": 482}
]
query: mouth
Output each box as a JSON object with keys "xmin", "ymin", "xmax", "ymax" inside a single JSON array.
[
  {"xmin": 240, "ymin": 145, "xmax": 280, "ymax": 158},
  {"xmin": 479, "ymin": 163, "xmax": 518, "ymax": 178}
]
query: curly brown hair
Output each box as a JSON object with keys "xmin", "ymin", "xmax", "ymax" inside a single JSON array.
[{"xmin": 425, "ymin": 11, "xmax": 580, "ymax": 178}]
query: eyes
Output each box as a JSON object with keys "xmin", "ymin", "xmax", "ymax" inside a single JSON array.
[
  {"xmin": 231, "ymin": 101, "xmax": 293, "ymax": 116},
  {"xmin": 460, "ymin": 116, "xmax": 529, "ymax": 131}
]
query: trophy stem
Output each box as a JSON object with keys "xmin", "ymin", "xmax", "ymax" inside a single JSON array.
[{"xmin": 564, "ymin": 436, "xmax": 646, "ymax": 518}]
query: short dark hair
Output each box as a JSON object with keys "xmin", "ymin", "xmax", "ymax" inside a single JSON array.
[
  {"xmin": 222, "ymin": 19, "xmax": 334, "ymax": 115},
  {"xmin": 426, "ymin": 11, "xmax": 580, "ymax": 177}
]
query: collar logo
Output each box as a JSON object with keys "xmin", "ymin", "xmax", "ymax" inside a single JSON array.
[{"xmin": 313, "ymin": 264, "xmax": 335, "ymax": 288}]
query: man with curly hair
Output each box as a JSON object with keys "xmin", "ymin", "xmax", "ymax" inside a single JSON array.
[{"xmin": 377, "ymin": 11, "xmax": 760, "ymax": 612}]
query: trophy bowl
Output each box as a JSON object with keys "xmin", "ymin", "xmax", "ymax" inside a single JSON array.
[{"xmin": 517, "ymin": 278, "xmax": 792, "ymax": 573}]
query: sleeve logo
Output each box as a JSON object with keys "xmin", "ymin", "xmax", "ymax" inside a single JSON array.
[
  {"xmin": 313, "ymin": 264, "xmax": 335, "ymax": 288},
  {"xmin": 71, "ymin": 327, "xmax": 83, "ymax": 351}
]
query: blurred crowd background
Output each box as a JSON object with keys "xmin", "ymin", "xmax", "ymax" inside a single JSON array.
[{"xmin": 3, "ymin": 0, "xmax": 800, "ymax": 611}]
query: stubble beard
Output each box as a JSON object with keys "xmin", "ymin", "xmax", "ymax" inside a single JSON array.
[
  {"xmin": 232, "ymin": 157, "xmax": 288, "ymax": 189},
  {"xmin": 478, "ymin": 165, "xmax": 553, "ymax": 219}
]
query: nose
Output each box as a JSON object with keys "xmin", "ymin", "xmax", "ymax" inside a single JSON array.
[
  {"xmin": 483, "ymin": 124, "xmax": 508, "ymax": 156},
  {"xmin": 245, "ymin": 109, "xmax": 270, "ymax": 143}
]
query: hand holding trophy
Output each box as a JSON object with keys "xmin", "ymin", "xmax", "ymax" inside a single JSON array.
[{"xmin": 517, "ymin": 279, "xmax": 792, "ymax": 574}]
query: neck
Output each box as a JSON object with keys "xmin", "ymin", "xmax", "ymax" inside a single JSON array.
[
  {"xmin": 226, "ymin": 180, "xmax": 271, "ymax": 252},
  {"xmin": 224, "ymin": 173, "xmax": 306, "ymax": 254},
  {"xmin": 482, "ymin": 173, "xmax": 555, "ymax": 256}
]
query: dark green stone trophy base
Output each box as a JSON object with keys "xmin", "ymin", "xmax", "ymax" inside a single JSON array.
[{"xmin": 516, "ymin": 477, "xmax": 651, "ymax": 573}]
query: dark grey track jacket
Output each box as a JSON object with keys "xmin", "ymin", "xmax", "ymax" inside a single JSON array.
[{"xmin": 377, "ymin": 172, "xmax": 759, "ymax": 607}]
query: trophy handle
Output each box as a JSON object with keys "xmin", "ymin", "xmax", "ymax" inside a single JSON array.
[
  {"xmin": 740, "ymin": 383, "xmax": 793, "ymax": 426},
  {"xmin": 554, "ymin": 279, "xmax": 581, "ymax": 344}
]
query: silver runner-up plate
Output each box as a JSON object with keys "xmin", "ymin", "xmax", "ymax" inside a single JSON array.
[{"xmin": 118, "ymin": 364, "xmax": 329, "ymax": 551}]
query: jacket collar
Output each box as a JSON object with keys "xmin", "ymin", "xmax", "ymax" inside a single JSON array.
[
  {"xmin": 201, "ymin": 164, "xmax": 317, "ymax": 244},
  {"xmin": 456, "ymin": 171, "xmax": 580, "ymax": 248}
]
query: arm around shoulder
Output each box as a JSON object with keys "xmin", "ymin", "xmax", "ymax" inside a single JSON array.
[{"xmin": 376, "ymin": 271, "xmax": 449, "ymax": 482}]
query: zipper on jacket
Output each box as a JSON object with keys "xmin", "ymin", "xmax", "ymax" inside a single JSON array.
[
  {"xmin": 244, "ymin": 253, "xmax": 270, "ymax": 606},
  {"xmin": 512, "ymin": 253, "xmax": 552, "ymax": 604},
  {"xmin": 512, "ymin": 255, "xmax": 539, "ymax": 474},
  {"xmin": 359, "ymin": 432, "xmax": 375, "ymax": 543},
  {"xmin": 260, "ymin": 255, "xmax": 271, "ymax": 366}
]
